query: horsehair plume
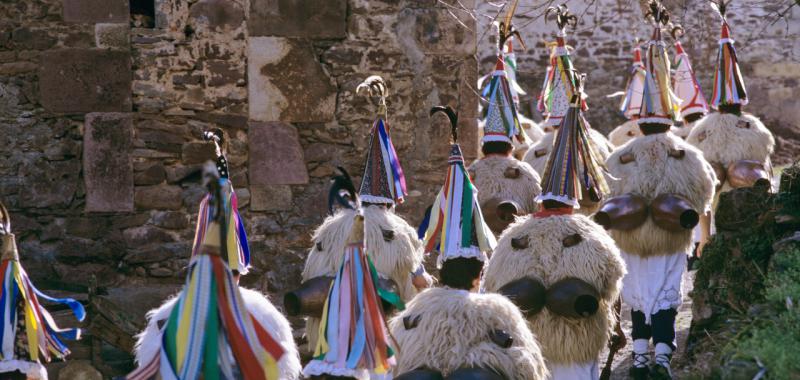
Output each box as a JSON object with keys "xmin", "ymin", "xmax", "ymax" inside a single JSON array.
[
  {"xmin": 328, "ymin": 166, "xmax": 360, "ymax": 214},
  {"xmin": 709, "ymin": 0, "xmax": 731, "ymax": 20},
  {"xmin": 545, "ymin": 4, "xmax": 578, "ymax": 31},
  {"xmin": 645, "ymin": 0, "xmax": 671, "ymax": 26},
  {"xmin": 430, "ymin": 106, "xmax": 459, "ymax": 143},
  {"xmin": 202, "ymin": 127, "xmax": 225, "ymax": 146},
  {"xmin": 356, "ymin": 75, "xmax": 388, "ymax": 100}
]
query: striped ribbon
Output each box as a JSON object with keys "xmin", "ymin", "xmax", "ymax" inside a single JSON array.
[
  {"xmin": 192, "ymin": 179, "xmax": 250, "ymax": 275},
  {"xmin": 639, "ymin": 28, "xmax": 681, "ymax": 123},
  {"xmin": 125, "ymin": 253, "xmax": 284, "ymax": 380},
  {"xmin": 539, "ymin": 37, "xmax": 587, "ymax": 127},
  {"xmin": 0, "ymin": 258, "xmax": 85, "ymax": 363},
  {"xmin": 375, "ymin": 118, "xmax": 407, "ymax": 204},
  {"xmin": 423, "ymin": 144, "xmax": 496, "ymax": 263},
  {"xmin": 483, "ymin": 56, "xmax": 524, "ymax": 143},
  {"xmin": 307, "ymin": 242, "xmax": 395, "ymax": 376},
  {"xmin": 710, "ymin": 22, "xmax": 747, "ymax": 109}
]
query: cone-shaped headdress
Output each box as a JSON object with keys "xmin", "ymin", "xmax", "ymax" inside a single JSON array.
[
  {"xmin": 193, "ymin": 129, "xmax": 250, "ymax": 275},
  {"xmin": 304, "ymin": 169, "xmax": 397, "ymax": 379},
  {"xmin": 482, "ymin": 55, "xmax": 525, "ymax": 145},
  {"xmin": 538, "ymin": 5, "xmax": 586, "ymax": 129},
  {"xmin": 126, "ymin": 164, "xmax": 285, "ymax": 380},
  {"xmin": 619, "ymin": 42, "xmax": 647, "ymax": 119},
  {"xmin": 537, "ymin": 76, "xmax": 609, "ymax": 211},
  {"xmin": 672, "ymin": 28, "xmax": 709, "ymax": 122},
  {"xmin": 356, "ymin": 76, "xmax": 408, "ymax": 205},
  {"xmin": 709, "ymin": 1, "xmax": 747, "ymax": 111},
  {"xmin": 425, "ymin": 107, "xmax": 497, "ymax": 267},
  {"xmin": 0, "ymin": 203, "xmax": 85, "ymax": 378},
  {"xmin": 638, "ymin": 4, "xmax": 681, "ymax": 126}
]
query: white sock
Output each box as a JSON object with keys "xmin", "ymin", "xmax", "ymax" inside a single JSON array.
[
  {"xmin": 654, "ymin": 342, "xmax": 673, "ymax": 371},
  {"xmin": 632, "ymin": 339, "xmax": 650, "ymax": 368}
]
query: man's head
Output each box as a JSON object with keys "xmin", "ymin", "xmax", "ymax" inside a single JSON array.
[{"xmin": 439, "ymin": 257, "xmax": 484, "ymax": 292}]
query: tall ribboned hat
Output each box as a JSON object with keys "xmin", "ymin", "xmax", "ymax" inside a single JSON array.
[
  {"xmin": 126, "ymin": 163, "xmax": 285, "ymax": 380},
  {"xmin": 538, "ymin": 4, "xmax": 586, "ymax": 129},
  {"xmin": 537, "ymin": 75, "xmax": 609, "ymax": 212},
  {"xmin": 498, "ymin": 10, "xmax": 527, "ymax": 107},
  {"xmin": 0, "ymin": 202, "xmax": 85, "ymax": 379},
  {"xmin": 304, "ymin": 168, "xmax": 397, "ymax": 380},
  {"xmin": 482, "ymin": 52, "xmax": 526, "ymax": 145},
  {"xmin": 356, "ymin": 76, "xmax": 408, "ymax": 205},
  {"xmin": 619, "ymin": 40, "xmax": 647, "ymax": 120},
  {"xmin": 638, "ymin": 1, "xmax": 681, "ymax": 128},
  {"xmin": 709, "ymin": 0, "xmax": 747, "ymax": 113},
  {"xmin": 192, "ymin": 129, "xmax": 250, "ymax": 275},
  {"xmin": 671, "ymin": 26, "xmax": 709, "ymax": 123},
  {"xmin": 425, "ymin": 106, "xmax": 497, "ymax": 267}
]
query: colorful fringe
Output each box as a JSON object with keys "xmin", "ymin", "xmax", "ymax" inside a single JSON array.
[
  {"xmin": 710, "ymin": 22, "xmax": 747, "ymax": 109},
  {"xmin": 423, "ymin": 144, "xmax": 496, "ymax": 266},
  {"xmin": 619, "ymin": 44, "xmax": 646, "ymax": 119},
  {"xmin": 192, "ymin": 179, "xmax": 250, "ymax": 275},
  {"xmin": 0, "ymin": 256, "xmax": 85, "ymax": 363},
  {"xmin": 304, "ymin": 242, "xmax": 396, "ymax": 378},
  {"xmin": 503, "ymin": 39, "xmax": 526, "ymax": 105},
  {"xmin": 538, "ymin": 36, "xmax": 586, "ymax": 128},
  {"xmin": 125, "ymin": 253, "xmax": 284, "ymax": 380},
  {"xmin": 359, "ymin": 118, "xmax": 407, "ymax": 205},
  {"xmin": 539, "ymin": 98, "xmax": 609, "ymax": 208},
  {"xmin": 672, "ymin": 41, "xmax": 709, "ymax": 120},
  {"xmin": 482, "ymin": 56, "xmax": 523, "ymax": 144},
  {"xmin": 639, "ymin": 28, "xmax": 680, "ymax": 124}
]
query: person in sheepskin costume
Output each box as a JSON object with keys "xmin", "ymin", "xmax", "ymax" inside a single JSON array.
[
  {"xmin": 687, "ymin": 0, "xmax": 774, "ymax": 252},
  {"xmin": 524, "ymin": 6, "xmax": 613, "ymax": 215},
  {"xmin": 289, "ymin": 76, "xmax": 428, "ymax": 357},
  {"xmin": 389, "ymin": 106, "xmax": 548, "ymax": 380},
  {"xmin": 484, "ymin": 62, "xmax": 626, "ymax": 380},
  {"xmin": 472, "ymin": 22, "xmax": 542, "ymax": 236},
  {"xmin": 0, "ymin": 202, "xmax": 86, "ymax": 380},
  {"xmin": 599, "ymin": 4, "xmax": 716, "ymax": 378},
  {"xmin": 609, "ymin": 41, "xmax": 646, "ymax": 147},
  {"xmin": 129, "ymin": 161, "xmax": 300, "ymax": 380},
  {"xmin": 302, "ymin": 172, "xmax": 400, "ymax": 380}
]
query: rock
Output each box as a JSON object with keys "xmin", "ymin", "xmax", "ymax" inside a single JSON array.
[
  {"xmin": 248, "ymin": 0, "xmax": 346, "ymax": 39},
  {"xmin": 151, "ymin": 211, "xmax": 189, "ymax": 230},
  {"xmin": 65, "ymin": 217, "xmax": 109, "ymax": 240},
  {"xmin": 57, "ymin": 360, "xmax": 102, "ymax": 380},
  {"xmin": 165, "ymin": 164, "xmax": 203, "ymax": 184},
  {"xmin": 189, "ymin": 0, "xmax": 245, "ymax": 30},
  {"xmin": 125, "ymin": 242, "xmax": 187, "ymax": 264},
  {"xmin": 149, "ymin": 267, "xmax": 174, "ymax": 277},
  {"xmin": 134, "ymin": 185, "xmax": 183, "ymax": 210},
  {"xmin": 18, "ymin": 158, "xmax": 80, "ymax": 209},
  {"xmin": 134, "ymin": 163, "xmax": 166, "ymax": 185},
  {"xmin": 206, "ymin": 59, "xmax": 243, "ymax": 87},
  {"xmin": 182, "ymin": 141, "xmax": 217, "ymax": 165},
  {"xmin": 95, "ymin": 23, "xmax": 129, "ymax": 50},
  {"xmin": 250, "ymin": 185, "xmax": 292, "ymax": 211},
  {"xmin": 39, "ymin": 49, "xmax": 132, "ymax": 114},
  {"xmin": 123, "ymin": 225, "xmax": 175, "ymax": 247},
  {"xmin": 84, "ymin": 113, "xmax": 134, "ymax": 212},
  {"xmin": 0, "ymin": 61, "xmax": 38, "ymax": 75},
  {"xmin": 63, "ymin": 0, "xmax": 129, "ymax": 23},
  {"xmin": 248, "ymin": 122, "xmax": 309, "ymax": 185},
  {"xmin": 247, "ymin": 37, "xmax": 336, "ymax": 122},
  {"xmin": 396, "ymin": 8, "xmax": 476, "ymax": 57}
]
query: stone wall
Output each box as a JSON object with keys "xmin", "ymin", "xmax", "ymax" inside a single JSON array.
[
  {"xmin": 1, "ymin": 0, "xmax": 477, "ymax": 376},
  {"xmin": 475, "ymin": 0, "xmax": 800, "ymax": 164}
]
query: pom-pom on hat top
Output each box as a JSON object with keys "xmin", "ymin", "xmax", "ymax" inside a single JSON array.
[
  {"xmin": 709, "ymin": 0, "xmax": 748, "ymax": 112},
  {"xmin": 619, "ymin": 41, "xmax": 647, "ymax": 120},
  {"xmin": 356, "ymin": 76, "xmax": 408, "ymax": 206},
  {"xmin": 537, "ymin": 75, "xmax": 609, "ymax": 212},
  {"xmin": 671, "ymin": 27, "xmax": 709, "ymax": 122},
  {"xmin": 538, "ymin": 4, "xmax": 586, "ymax": 129},
  {"xmin": 425, "ymin": 106, "xmax": 497, "ymax": 267},
  {"xmin": 638, "ymin": 1, "xmax": 681, "ymax": 127}
]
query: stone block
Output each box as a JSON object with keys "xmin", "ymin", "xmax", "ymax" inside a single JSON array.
[
  {"xmin": 18, "ymin": 158, "xmax": 80, "ymax": 209},
  {"xmin": 250, "ymin": 185, "xmax": 292, "ymax": 211},
  {"xmin": 39, "ymin": 49, "xmax": 132, "ymax": 114},
  {"xmin": 133, "ymin": 163, "xmax": 166, "ymax": 185},
  {"xmin": 189, "ymin": 0, "xmax": 245, "ymax": 30},
  {"xmin": 181, "ymin": 141, "xmax": 216, "ymax": 165},
  {"xmin": 57, "ymin": 360, "xmax": 102, "ymax": 380},
  {"xmin": 248, "ymin": 0, "xmax": 346, "ymax": 38},
  {"xmin": 84, "ymin": 113, "xmax": 134, "ymax": 212},
  {"xmin": 95, "ymin": 23, "xmax": 130, "ymax": 50},
  {"xmin": 63, "ymin": 0, "xmax": 129, "ymax": 23},
  {"xmin": 396, "ymin": 7, "xmax": 475, "ymax": 57},
  {"xmin": 248, "ymin": 37, "xmax": 336, "ymax": 122},
  {"xmin": 134, "ymin": 184, "xmax": 183, "ymax": 210},
  {"xmin": 248, "ymin": 121, "xmax": 309, "ymax": 185}
]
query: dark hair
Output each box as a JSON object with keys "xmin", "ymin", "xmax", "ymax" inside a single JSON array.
[
  {"xmin": 481, "ymin": 141, "xmax": 513, "ymax": 156},
  {"xmin": 718, "ymin": 103, "xmax": 742, "ymax": 116},
  {"xmin": 439, "ymin": 257, "xmax": 484, "ymax": 290}
]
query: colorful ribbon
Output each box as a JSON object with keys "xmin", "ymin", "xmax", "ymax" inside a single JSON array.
[
  {"xmin": 483, "ymin": 56, "xmax": 524, "ymax": 144},
  {"xmin": 192, "ymin": 179, "xmax": 250, "ymax": 275},
  {"xmin": 710, "ymin": 22, "xmax": 747, "ymax": 109}
]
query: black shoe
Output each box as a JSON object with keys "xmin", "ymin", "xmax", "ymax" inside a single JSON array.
[
  {"xmin": 650, "ymin": 363, "xmax": 672, "ymax": 380},
  {"xmin": 629, "ymin": 366, "xmax": 649, "ymax": 380}
]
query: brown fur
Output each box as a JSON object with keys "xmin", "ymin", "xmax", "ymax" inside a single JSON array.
[
  {"xmin": 468, "ymin": 155, "xmax": 542, "ymax": 214},
  {"xmin": 606, "ymin": 132, "xmax": 716, "ymax": 257},
  {"xmin": 483, "ymin": 214, "xmax": 625, "ymax": 365},
  {"xmin": 389, "ymin": 287, "xmax": 548, "ymax": 379},
  {"xmin": 687, "ymin": 112, "xmax": 774, "ymax": 167},
  {"xmin": 301, "ymin": 205, "xmax": 424, "ymax": 352}
]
